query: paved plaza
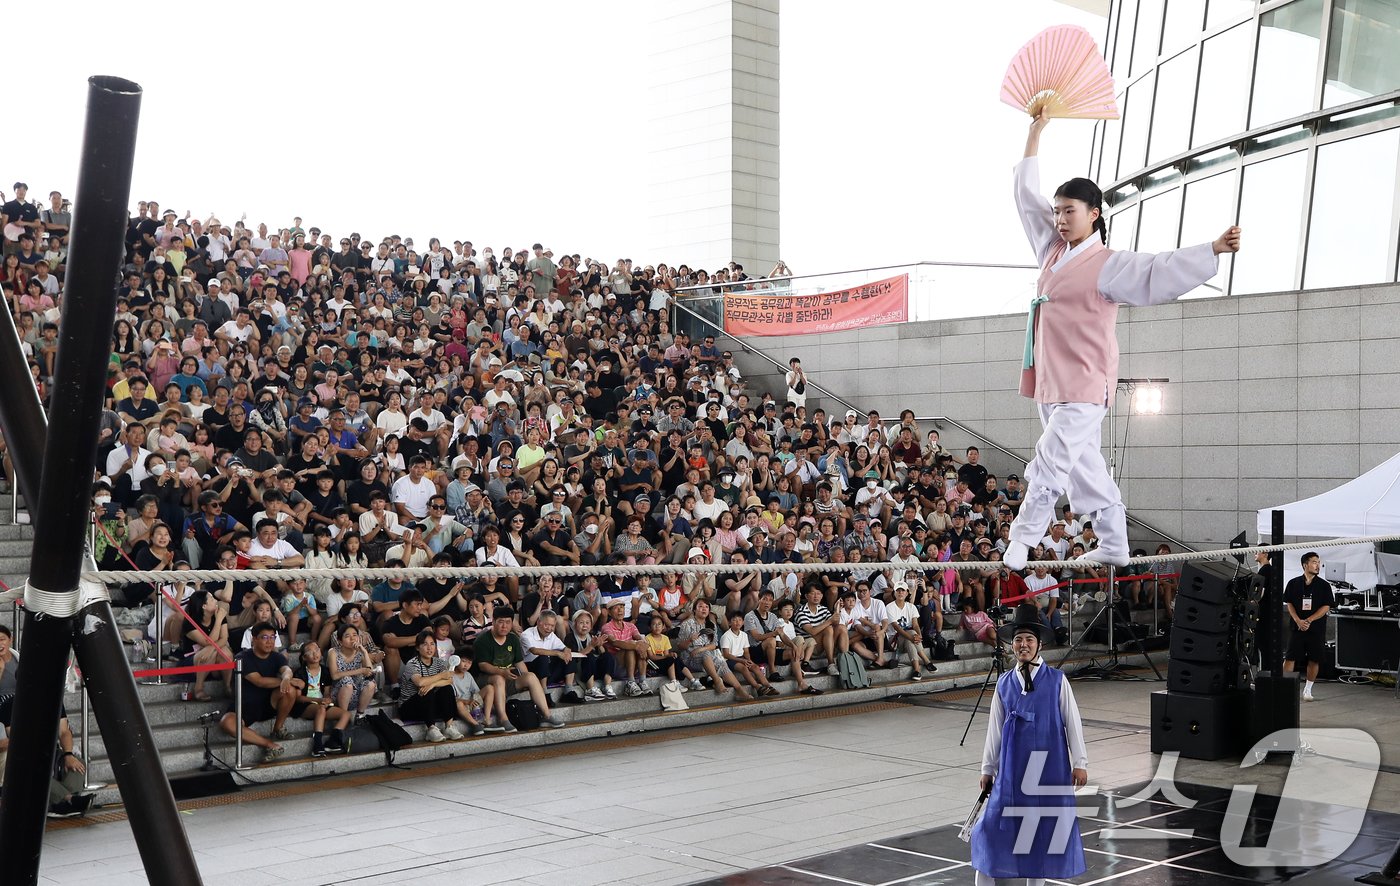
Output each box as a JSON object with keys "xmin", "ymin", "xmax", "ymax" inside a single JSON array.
[{"xmin": 36, "ymin": 677, "xmax": 1400, "ymax": 885}]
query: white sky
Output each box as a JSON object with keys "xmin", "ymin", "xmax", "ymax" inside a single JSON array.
[{"xmin": 8, "ymin": 0, "xmax": 1103, "ymax": 275}]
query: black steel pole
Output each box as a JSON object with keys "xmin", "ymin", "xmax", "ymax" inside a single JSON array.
[
  {"xmin": 70, "ymin": 596, "xmax": 204, "ymax": 885},
  {"xmin": 0, "ymin": 303, "xmax": 204, "ymax": 881},
  {"xmin": 0, "ymin": 76, "xmax": 153, "ymax": 886}
]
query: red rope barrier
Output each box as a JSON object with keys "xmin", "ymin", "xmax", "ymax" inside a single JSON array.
[
  {"xmin": 995, "ymin": 572, "xmax": 1179, "ymax": 607},
  {"xmin": 94, "ymin": 518, "xmax": 234, "ymax": 663}
]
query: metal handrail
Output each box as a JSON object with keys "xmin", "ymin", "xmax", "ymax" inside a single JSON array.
[
  {"xmin": 916, "ymin": 414, "xmax": 1197, "ymax": 553},
  {"xmin": 670, "ymin": 259, "xmax": 1039, "ymax": 298},
  {"xmin": 668, "ymin": 294, "xmax": 869, "ymax": 418}
]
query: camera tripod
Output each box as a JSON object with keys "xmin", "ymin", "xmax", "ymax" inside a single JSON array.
[
  {"xmin": 198, "ymin": 712, "xmax": 234, "ymax": 773},
  {"xmin": 959, "ymin": 636, "xmax": 1010, "ymax": 748},
  {"xmin": 1059, "ymin": 568, "xmax": 1162, "ymax": 680}
]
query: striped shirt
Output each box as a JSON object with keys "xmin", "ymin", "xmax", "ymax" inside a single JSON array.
[
  {"xmin": 399, "ymin": 655, "xmax": 448, "ymax": 697},
  {"xmin": 793, "ymin": 602, "xmax": 832, "ymax": 637}
]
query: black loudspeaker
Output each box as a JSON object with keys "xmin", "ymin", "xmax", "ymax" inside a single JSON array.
[
  {"xmin": 1168, "ymin": 659, "xmax": 1235, "ymax": 693},
  {"xmin": 1151, "ymin": 690, "xmax": 1249, "ymax": 760},
  {"xmin": 1250, "ymin": 671, "xmax": 1301, "ymax": 751},
  {"xmin": 1335, "ymin": 615, "xmax": 1400, "ymax": 673},
  {"xmin": 168, "ymin": 771, "xmax": 239, "ymax": 800},
  {"xmin": 1170, "ymin": 626, "xmax": 1229, "ymax": 663},
  {"xmin": 1174, "ymin": 597, "xmax": 1232, "ymax": 634},
  {"xmin": 1179, "ymin": 560, "xmax": 1244, "ymax": 606}
]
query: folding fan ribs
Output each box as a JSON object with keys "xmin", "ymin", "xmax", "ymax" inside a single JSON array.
[{"xmin": 1001, "ymin": 24, "xmax": 1120, "ymax": 120}]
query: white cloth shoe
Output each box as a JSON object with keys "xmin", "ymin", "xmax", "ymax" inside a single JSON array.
[
  {"xmin": 1005, "ymin": 540, "xmax": 1029, "ymax": 571},
  {"xmin": 1092, "ymin": 505, "xmax": 1130, "ymax": 567},
  {"xmin": 425, "ymin": 725, "xmax": 446, "ymax": 742}
]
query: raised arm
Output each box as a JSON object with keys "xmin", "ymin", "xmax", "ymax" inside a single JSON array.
[
  {"xmin": 1098, "ymin": 226, "xmax": 1239, "ymax": 307},
  {"xmin": 1014, "ymin": 110, "xmax": 1059, "ymax": 267}
]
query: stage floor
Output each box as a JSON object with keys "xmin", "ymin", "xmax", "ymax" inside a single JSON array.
[
  {"xmin": 690, "ymin": 781, "xmax": 1400, "ymax": 885},
  {"xmin": 35, "ymin": 676, "xmax": 1400, "ymax": 885}
]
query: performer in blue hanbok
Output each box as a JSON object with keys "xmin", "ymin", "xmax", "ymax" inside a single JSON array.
[{"xmin": 970, "ymin": 604, "xmax": 1089, "ymax": 885}]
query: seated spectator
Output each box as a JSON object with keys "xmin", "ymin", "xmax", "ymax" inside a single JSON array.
[
  {"xmin": 473, "ymin": 607, "xmax": 565, "ymax": 730},
  {"xmin": 180, "ymin": 590, "xmax": 232, "ymax": 701},
  {"xmin": 398, "ymin": 630, "xmax": 462, "ymax": 742},
  {"xmin": 562, "ymin": 609, "xmax": 615, "ymax": 701},
  {"xmin": 644, "ymin": 614, "xmax": 691, "ymax": 688},
  {"xmin": 675, "ymin": 599, "xmax": 751, "ymax": 698},
  {"xmin": 328, "ymin": 619, "xmax": 380, "ymax": 722},
  {"xmin": 381, "ymin": 590, "xmax": 432, "ymax": 688},
  {"xmin": 885, "ymin": 582, "xmax": 934, "ymax": 680},
  {"xmin": 219, "ymin": 622, "xmax": 295, "ymax": 762},
  {"xmin": 448, "ymin": 652, "xmax": 492, "ymax": 736},
  {"xmin": 959, "ymin": 600, "xmax": 999, "ymax": 649},
  {"xmin": 720, "ymin": 611, "xmax": 777, "ymax": 696},
  {"xmin": 290, "ymin": 642, "xmax": 352, "ymax": 757},
  {"xmin": 794, "ymin": 585, "xmax": 847, "ymax": 676},
  {"xmin": 280, "ymin": 576, "xmax": 322, "ymax": 651},
  {"xmin": 520, "ymin": 610, "xmax": 572, "ymax": 699},
  {"xmin": 600, "ymin": 600, "xmax": 652, "ymax": 696}
]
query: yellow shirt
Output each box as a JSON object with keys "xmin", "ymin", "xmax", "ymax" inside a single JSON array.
[{"xmin": 646, "ymin": 634, "xmax": 672, "ymax": 656}]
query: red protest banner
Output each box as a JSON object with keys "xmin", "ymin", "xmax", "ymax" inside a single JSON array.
[{"xmin": 722, "ymin": 274, "xmax": 909, "ymax": 337}]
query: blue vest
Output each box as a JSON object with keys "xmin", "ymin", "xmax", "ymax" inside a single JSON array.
[{"xmin": 970, "ymin": 664, "xmax": 1086, "ymax": 879}]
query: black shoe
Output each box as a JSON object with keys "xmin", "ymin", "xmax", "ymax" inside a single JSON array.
[
  {"xmin": 47, "ymin": 797, "xmax": 88, "ymax": 819},
  {"xmin": 801, "ymin": 662, "xmax": 820, "ymax": 675},
  {"xmin": 311, "ymin": 732, "xmax": 327, "ymax": 758},
  {"xmin": 325, "ymin": 728, "xmax": 345, "ymax": 754}
]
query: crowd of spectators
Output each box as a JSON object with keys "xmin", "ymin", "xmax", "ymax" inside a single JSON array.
[{"xmin": 0, "ymin": 183, "xmax": 1170, "ymax": 769}]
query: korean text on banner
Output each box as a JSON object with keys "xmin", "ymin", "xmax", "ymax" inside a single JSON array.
[{"xmin": 722, "ymin": 274, "xmax": 909, "ymax": 337}]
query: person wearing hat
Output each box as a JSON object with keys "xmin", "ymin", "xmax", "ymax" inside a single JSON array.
[{"xmin": 970, "ymin": 603, "xmax": 1088, "ymax": 885}]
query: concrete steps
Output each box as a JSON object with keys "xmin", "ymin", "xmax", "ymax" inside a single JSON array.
[
  {"xmin": 0, "ymin": 491, "xmax": 33, "ymax": 598},
  {"xmin": 75, "ymin": 636, "xmax": 1169, "ymax": 809}
]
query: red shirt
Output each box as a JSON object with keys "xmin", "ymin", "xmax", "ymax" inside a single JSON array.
[{"xmin": 601, "ymin": 619, "xmax": 642, "ymax": 649}]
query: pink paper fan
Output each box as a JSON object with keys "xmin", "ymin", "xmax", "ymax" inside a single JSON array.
[{"xmin": 1001, "ymin": 25, "xmax": 1120, "ymax": 120}]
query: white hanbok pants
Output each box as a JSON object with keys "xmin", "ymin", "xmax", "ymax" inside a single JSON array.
[
  {"xmin": 974, "ymin": 873, "xmax": 1045, "ymax": 886},
  {"xmin": 1008, "ymin": 403, "xmax": 1124, "ymax": 551}
]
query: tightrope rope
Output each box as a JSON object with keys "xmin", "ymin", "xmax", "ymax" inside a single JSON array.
[{"xmin": 68, "ymin": 532, "xmax": 1400, "ymax": 586}]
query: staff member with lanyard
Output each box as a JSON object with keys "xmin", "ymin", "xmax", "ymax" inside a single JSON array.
[{"xmin": 1284, "ymin": 551, "xmax": 1332, "ymax": 703}]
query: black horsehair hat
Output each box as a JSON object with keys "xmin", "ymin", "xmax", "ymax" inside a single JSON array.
[{"xmin": 997, "ymin": 603, "xmax": 1055, "ymax": 646}]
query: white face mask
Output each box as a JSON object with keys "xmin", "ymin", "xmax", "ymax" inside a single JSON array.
[
  {"xmin": 151, "ymin": 463, "xmax": 167, "ymax": 476},
  {"xmin": 585, "ymin": 524, "xmax": 599, "ymax": 535},
  {"xmin": 866, "ymin": 480, "xmax": 878, "ymax": 490},
  {"xmin": 94, "ymin": 494, "xmax": 112, "ymax": 504}
]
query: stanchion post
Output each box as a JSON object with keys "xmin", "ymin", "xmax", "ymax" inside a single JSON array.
[
  {"xmin": 1105, "ymin": 566, "xmax": 1116, "ymax": 651},
  {"xmin": 79, "ymin": 682, "xmax": 96, "ymax": 793},
  {"xmin": 144, "ymin": 591, "xmax": 166, "ymax": 685},
  {"xmin": 233, "ymin": 658, "xmax": 246, "ymax": 770}
]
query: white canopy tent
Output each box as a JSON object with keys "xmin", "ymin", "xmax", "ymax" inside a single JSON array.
[{"xmin": 1256, "ymin": 450, "xmax": 1400, "ymax": 589}]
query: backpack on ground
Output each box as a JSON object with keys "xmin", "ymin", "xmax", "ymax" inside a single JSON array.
[
  {"xmin": 506, "ymin": 698, "xmax": 542, "ymax": 731},
  {"xmin": 362, "ymin": 710, "xmax": 412, "ymax": 763},
  {"xmin": 836, "ymin": 651, "xmax": 870, "ymax": 689},
  {"xmin": 929, "ymin": 633, "xmax": 958, "ymax": 661},
  {"xmin": 658, "ymin": 680, "xmax": 688, "ymax": 712}
]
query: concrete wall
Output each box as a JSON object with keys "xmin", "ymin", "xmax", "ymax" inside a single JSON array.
[
  {"xmin": 647, "ymin": 0, "xmax": 780, "ymax": 274},
  {"xmin": 729, "ymin": 283, "xmax": 1400, "ymax": 550}
]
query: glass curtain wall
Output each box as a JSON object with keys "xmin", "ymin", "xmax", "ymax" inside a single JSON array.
[{"xmin": 1099, "ymin": 0, "xmax": 1400, "ymax": 296}]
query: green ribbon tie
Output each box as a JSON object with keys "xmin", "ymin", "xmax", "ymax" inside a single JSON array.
[{"xmin": 1022, "ymin": 295, "xmax": 1049, "ymax": 370}]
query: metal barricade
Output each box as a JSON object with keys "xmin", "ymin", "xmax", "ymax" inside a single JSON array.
[
  {"xmin": 78, "ymin": 684, "xmax": 98, "ymax": 793},
  {"xmin": 232, "ymin": 657, "xmax": 250, "ymax": 770}
]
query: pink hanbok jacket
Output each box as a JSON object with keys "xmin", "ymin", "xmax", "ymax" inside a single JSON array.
[{"xmin": 1015, "ymin": 158, "xmax": 1219, "ymax": 406}]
